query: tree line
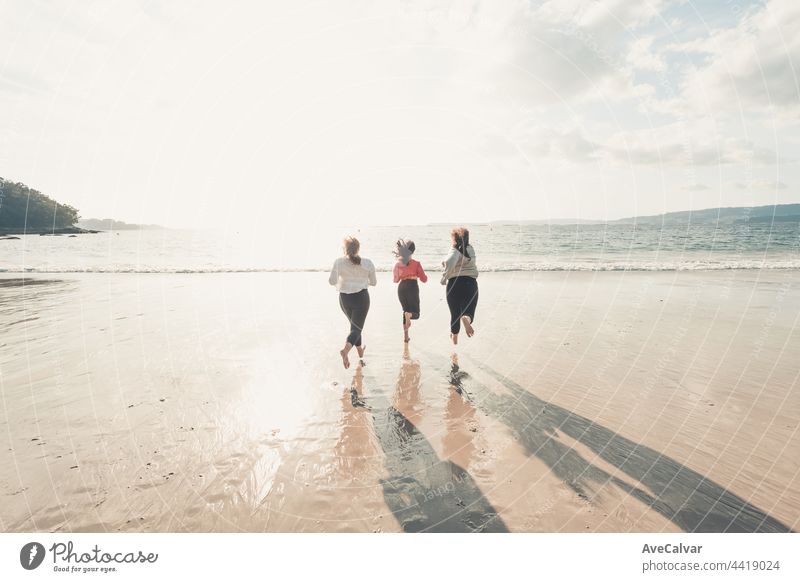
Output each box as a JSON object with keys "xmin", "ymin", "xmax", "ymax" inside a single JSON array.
[{"xmin": 0, "ymin": 177, "xmax": 79, "ymax": 229}]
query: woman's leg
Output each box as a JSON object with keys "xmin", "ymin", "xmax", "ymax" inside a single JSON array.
[
  {"xmin": 409, "ymin": 280, "xmax": 421, "ymax": 321},
  {"xmin": 398, "ymin": 280, "xmax": 418, "ymax": 342},
  {"xmin": 350, "ymin": 290, "xmax": 370, "ymax": 359},
  {"xmin": 461, "ymin": 277, "xmax": 478, "ymax": 337},
  {"xmin": 446, "ymin": 278, "xmax": 461, "ymax": 344},
  {"xmin": 398, "ymin": 283, "xmax": 409, "ymax": 339},
  {"xmin": 338, "ymin": 293, "xmax": 356, "ymax": 369},
  {"xmin": 398, "ymin": 280, "xmax": 419, "ymax": 323}
]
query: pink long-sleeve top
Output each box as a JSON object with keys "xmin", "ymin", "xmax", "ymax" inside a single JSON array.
[{"xmin": 393, "ymin": 258, "xmax": 428, "ymax": 283}]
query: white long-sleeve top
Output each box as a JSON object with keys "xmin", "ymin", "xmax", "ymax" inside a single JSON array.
[{"xmin": 329, "ymin": 256, "xmax": 377, "ymax": 293}]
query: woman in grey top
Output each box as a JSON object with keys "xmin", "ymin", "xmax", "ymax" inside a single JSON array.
[
  {"xmin": 441, "ymin": 227, "xmax": 478, "ymax": 345},
  {"xmin": 329, "ymin": 236, "xmax": 377, "ymax": 368}
]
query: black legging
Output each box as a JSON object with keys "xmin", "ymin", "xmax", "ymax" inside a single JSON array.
[
  {"xmin": 445, "ymin": 276, "xmax": 478, "ymax": 334},
  {"xmin": 339, "ymin": 289, "xmax": 370, "ymax": 346},
  {"xmin": 397, "ymin": 279, "xmax": 420, "ymax": 323}
]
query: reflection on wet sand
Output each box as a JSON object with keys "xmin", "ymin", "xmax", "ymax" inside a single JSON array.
[
  {"xmin": 443, "ymin": 354, "xmax": 479, "ymax": 471},
  {"xmin": 334, "ymin": 366, "xmax": 379, "ymax": 480},
  {"xmin": 5, "ymin": 271, "xmax": 796, "ymax": 532},
  {"xmin": 0, "ymin": 278, "xmax": 72, "ymax": 323},
  {"xmin": 370, "ymin": 345, "xmax": 507, "ymax": 532}
]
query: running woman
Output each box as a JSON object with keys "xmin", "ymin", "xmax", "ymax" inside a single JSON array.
[
  {"xmin": 392, "ymin": 239, "xmax": 428, "ymax": 342},
  {"xmin": 441, "ymin": 227, "xmax": 478, "ymax": 345},
  {"xmin": 329, "ymin": 236, "xmax": 377, "ymax": 368}
]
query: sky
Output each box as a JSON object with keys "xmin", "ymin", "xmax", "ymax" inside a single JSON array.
[{"xmin": 0, "ymin": 0, "xmax": 798, "ymax": 228}]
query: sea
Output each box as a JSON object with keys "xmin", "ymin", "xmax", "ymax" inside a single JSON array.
[{"xmin": 1, "ymin": 222, "xmax": 799, "ymax": 274}]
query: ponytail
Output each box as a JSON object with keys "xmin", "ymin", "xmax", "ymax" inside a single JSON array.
[
  {"xmin": 451, "ymin": 227, "xmax": 471, "ymax": 259},
  {"xmin": 344, "ymin": 236, "xmax": 361, "ymax": 265}
]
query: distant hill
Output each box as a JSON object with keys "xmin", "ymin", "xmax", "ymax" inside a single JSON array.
[
  {"xmin": 487, "ymin": 203, "xmax": 800, "ymax": 226},
  {"xmin": 78, "ymin": 218, "xmax": 164, "ymax": 231},
  {"xmin": 614, "ymin": 203, "xmax": 800, "ymax": 225},
  {"xmin": 0, "ymin": 177, "xmax": 80, "ymax": 233},
  {"xmin": 0, "ymin": 177, "xmax": 164, "ymax": 235},
  {"xmin": 489, "ymin": 218, "xmax": 603, "ymax": 225}
]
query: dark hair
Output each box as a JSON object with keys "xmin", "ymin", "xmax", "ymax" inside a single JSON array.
[
  {"xmin": 394, "ymin": 239, "xmax": 415, "ymax": 257},
  {"xmin": 450, "ymin": 227, "xmax": 470, "ymax": 259},
  {"xmin": 344, "ymin": 236, "xmax": 361, "ymax": 265}
]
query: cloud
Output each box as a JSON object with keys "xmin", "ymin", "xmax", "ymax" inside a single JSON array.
[
  {"xmin": 662, "ymin": 0, "xmax": 800, "ymax": 115},
  {"xmin": 606, "ymin": 133, "xmax": 780, "ymax": 166},
  {"xmin": 730, "ymin": 179, "xmax": 788, "ymax": 190},
  {"xmin": 539, "ymin": 0, "xmax": 668, "ymax": 41},
  {"xmin": 626, "ymin": 36, "xmax": 666, "ymax": 73},
  {"xmin": 0, "ymin": 68, "xmax": 50, "ymax": 96},
  {"xmin": 478, "ymin": 120, "xmax": 783, "ymax": 168},
  {"xmin": 683, "ymin": 183, "xmax": 710, "ymax": 191},
  {"xmin": 753, "ymin": 179, "xmax": 788, "ymax": 189},
  {"xmin": 0, "ymin": 0, "xmax": 796, "ymax": 225},
  {"xmin": 408, "ymin": 0, "xmax": 662, "ymax": 107},
  {"xmin": 514, "ymin": 125, "xmax": 601, "ymax": 163}
]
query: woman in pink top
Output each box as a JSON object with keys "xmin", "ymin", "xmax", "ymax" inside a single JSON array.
[{"xmin": 392, "ymin": 239, "xmax": 428, "ymax": 342}]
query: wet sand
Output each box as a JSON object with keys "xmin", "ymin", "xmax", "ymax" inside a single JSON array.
[{"xmin": 0, "ymin": 271, "xmax": 798, "ymax": 532}]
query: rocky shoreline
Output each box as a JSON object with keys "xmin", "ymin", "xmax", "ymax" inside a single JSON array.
[{"xmin": 0, "ymin": 226, "xmax": 100, "ymax": 238}]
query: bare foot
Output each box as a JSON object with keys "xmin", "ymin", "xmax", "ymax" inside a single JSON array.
[
  {"xmin": 340, "ymin": 349, "xmax": 350, "ymax": 369},
  {"xmin": 450, "ymin": 332, "xmax": 458, "ymax": 345},
  {"xmin": 356, "ymin": 344, "xmax": 366, "ymax": 358},
  {"xmin": 462, "ymin": 316, "xmax": 475, "ymax": 337}
]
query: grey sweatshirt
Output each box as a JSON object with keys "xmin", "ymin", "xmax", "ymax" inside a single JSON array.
[{"xmin": 441, "ymin": 245, "xmax": 478, "ymax": 281}]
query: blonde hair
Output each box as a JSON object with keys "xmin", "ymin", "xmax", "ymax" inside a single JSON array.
[{"xmin": 343, "ymin": 236, "xmax": 361, "ymax": 265}]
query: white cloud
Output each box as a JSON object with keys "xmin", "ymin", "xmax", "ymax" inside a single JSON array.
[
  {"xmin": 755, "ymin": 179, "xmax": 788, "ymax": 189},
  {"xmin": 663, "ymin": 0, "xmax": 800, "ymax": 115},
  {"xmin": 730, "ymin": 179, "xmax": 789, "ymax": 190},
  {"xmin": 683, "ymin": 183, "xmax": 710, "ymax": 191},
  {"xmin": 0, "ymin": 0, "xmax": 796, "ymax": 226},
  {"xmin": 407, "ymin": 0, "xmax": 662, "ymax": 108},
  {"xmin": 480, "ymin": 119, "xmax": 782, "ymax": 168},
  {"xmin": 626, "ymin": 36, "xmax": 666, "ymax": 73},
  {"xmin": 513, "ymin": 125, "xmax": 600, "ymax": 163},
  {"xmin": 606, "ymin": 132, "xmax": 779, "ymax": 166},
  {"xmin": 539, "ymin": 0, "xmax": 668, "ymax": 40}
]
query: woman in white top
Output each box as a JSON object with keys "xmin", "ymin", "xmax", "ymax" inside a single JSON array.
[
  {"xmin": 441, "ymin": 226, "xmax": 478, "ymax": 345},
  {"xmin": 329, "ymin": 236, "xmax": 377, "ymax": 369}
]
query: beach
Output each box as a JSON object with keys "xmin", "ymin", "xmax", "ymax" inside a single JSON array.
[{"xmin": 0, "ymin": 270, "xmax": 798, "ymax": 532}]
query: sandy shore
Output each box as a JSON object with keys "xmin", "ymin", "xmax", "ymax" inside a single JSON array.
[{"xmin": 0, "ymin": 270, "xmax": 798, "ymax": 532}]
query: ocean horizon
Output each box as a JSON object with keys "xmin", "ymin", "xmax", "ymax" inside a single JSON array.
[{"xmin": 2, "ymin": 222, "xmax": 799, "ymax": 274}]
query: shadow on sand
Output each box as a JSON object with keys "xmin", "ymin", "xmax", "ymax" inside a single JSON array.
[
  {"xmin": 350, "ymin": 346, "xmax": 507, "ymax": 532},
  {"xmin": 451, "ymin": 355, "xmax": 793, "ymax": 533}
]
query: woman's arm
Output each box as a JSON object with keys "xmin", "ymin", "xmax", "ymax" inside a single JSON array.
[
  {"xmin": 368, "ymin": 260, "xmax": 377, "ymax": 286},
  {"xmin": 392, "ymin": 262, "xmax": 401, "ymax": 283},
  {"xmin": 417, "ymin": 261, "xmax": 428, "ymax": 283},
  {"xmin": 328, "ymin": 259, "xmax": 339, "ymax": 286},
  {"xmin": 442, "ymin": 248, "xmax": 458, "ymax": 274}
]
